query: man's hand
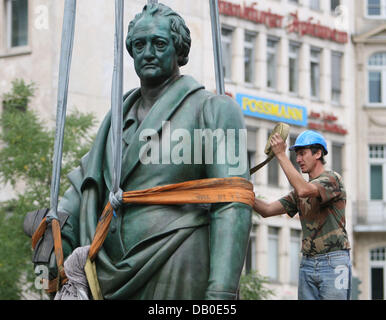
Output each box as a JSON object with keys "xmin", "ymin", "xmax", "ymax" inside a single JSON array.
[{"xmin": 270, "ymin": 133, "xmax": 287, "ymax": 157}]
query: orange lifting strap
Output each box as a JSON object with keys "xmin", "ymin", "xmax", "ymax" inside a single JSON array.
[{"xmin": 31, "ymin": 176, "xmax": 255, "ymax": 293}]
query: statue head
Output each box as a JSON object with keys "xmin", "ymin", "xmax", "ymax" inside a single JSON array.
[{"xmin": 126, "ymin": 3, "xmax": 191, "ymax": 67}]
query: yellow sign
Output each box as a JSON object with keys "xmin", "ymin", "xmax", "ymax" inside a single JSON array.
[{"xmin": 236, "ymin": 93, "xmax": 307, "ymax": 126}]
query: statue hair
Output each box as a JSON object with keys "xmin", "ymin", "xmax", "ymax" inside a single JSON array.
[{"xmin": 126, "ymin": 3, "xmax": 191, "ymax": 67}]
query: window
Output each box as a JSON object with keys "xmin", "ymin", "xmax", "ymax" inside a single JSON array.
[
  {"xmin": 368, "ymin": 145, "xmax": 386, "ymax": 225},
  {"xmin": 367, "ymin": 0, "xmax": 386, "ymax": 17},
  {"xmin": 370, "ymin": 247, "xmax": 386, "ymax": 300},
  {"xmin": 368, "ymin": 0, "xmax": 381, "ymax": 15},
  {"xmin": 310, "ymin": 48, "xmax": 321, "ymax": 99},
  {"xmin": 248, "ymin": 151, "xmax": 256, "ymax": 175},
  {"xmin": 290, "ymin": 229, "xmax": 301, "ymax": 284},
  {"xmin": 5, "ymin": 0, "xmax": 28, "ymax": 48},
  {"xmin": 369, "ymin": 145, "xmax": 386, "ymax": 200},
  {"xmin": 268, "ymin": 156, "xmax": 279, "ymax": 186},
  {"xmin": 310, "ymin": 0, "xmax": 320, "ymax": 10},
  {"xmin": 221, "ymin": 27, "xmax": 233, "ymax": 80},
  {"xmin": 268, "ymin": 227, "xmax": 279, "ymax": 281},
  {"xmin": 331, "ymin": 51, "xmax": 343, "ymax": 104},
  {"xmin": 268, "ymin": 132, "xmax": 279, "ymax": 186},
  {"xmin": 245, "ymin": 225, "xmax": 257, "ymax": 274},
  {"xmin": 370, "ymin": 164, "xmax": 383, "ymax": 200},
  {"xmin": 244, "ymin": 32, "xmax": 256, "ymax": 84},
  {"xmin": 371, "ymin": 247, "xmax": 386, "ymax": 261},
  {"xmin": 289, "ymin": 42, "xmax": 300, "ymax": 94},
  {"xmin": 332, "ymin": 143, "xmax": 343, "ymax": 175},
  {"xmin": 331, "ymin": 0, "xmax": 340, "ymax": 12},
  {"xmin": 368, "ymin": 52, "xmax": 386, "ymax": 105},
  {"xmin": 247, "ymin": 129, "xmax": 256, "ymax": 182},
  {"xmin": 267, "ymin": 38, "xmax": 278, "ymax": 89},
  {"xmin": 289, "ymin": 136, "xmax": 300, "ymax": 171}
]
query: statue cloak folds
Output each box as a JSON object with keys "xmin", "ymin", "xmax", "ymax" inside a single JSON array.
[{"xmin": 57, "ymin": 75, "xmax": 252, "ymax": 300}]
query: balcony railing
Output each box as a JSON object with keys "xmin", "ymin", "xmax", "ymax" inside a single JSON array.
[{"xmin": 352, "ymin": 201, "xmax": 386, "ymax": 231}]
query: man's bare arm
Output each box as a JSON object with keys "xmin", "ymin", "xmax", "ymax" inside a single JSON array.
[
  {"xmin": 270, "ymin": 133, "xmax": 319, "ymax": 198},
  {"xmin": 275, "ymin": 152, "xmax": 319, "ymax": 198},
  {"xmin": 253, "ymin": 198, "xmax": 287, "ymax": 218}
]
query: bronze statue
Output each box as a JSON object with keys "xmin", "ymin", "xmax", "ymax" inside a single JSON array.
[{"xmin": 28, "ymin": 3, "xmax": 252, "ymax": 300}]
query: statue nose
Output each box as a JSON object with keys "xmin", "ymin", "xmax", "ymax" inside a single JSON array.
[{"xmin": 143, "ymin": 42, "xmax": 155, "ymax": 58}]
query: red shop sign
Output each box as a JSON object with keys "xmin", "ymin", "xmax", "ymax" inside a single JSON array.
[{"xmin": 218, "ymin": 1, "xmax": 348, "ymax": 44}]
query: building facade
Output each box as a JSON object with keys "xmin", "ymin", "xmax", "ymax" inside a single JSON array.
[
  {"xmin": 352, "ymin": 0, "xmax": 386, "ymax": 300},
  {"xmin": 218, "ymin": 0, "xmax": 355, "ymax": 299},
  {"xmin": 0, "ymin": 0, "xmax": 362, "ymax": 299}
]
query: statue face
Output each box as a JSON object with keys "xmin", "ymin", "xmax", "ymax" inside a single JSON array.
[{"xmin": 131, "ymin": 15, "xmax": 180, "ymax": 85}]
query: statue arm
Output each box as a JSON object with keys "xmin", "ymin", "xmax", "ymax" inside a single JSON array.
[
  {"xmin": 58, "ymin": 183, "xmax": 82, "ymax": 258},
  {"xmin": 58, "ymin": 150, "xmax": 93, "ymax": 256},
  {"xmin": 40, "ymin": 167, "xmax": 83, "ymax": 282},
  {"xmin": 201, "ymin": 95, "xmax": 252, "ymax": 300}
]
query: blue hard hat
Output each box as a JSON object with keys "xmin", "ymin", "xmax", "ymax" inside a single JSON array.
[{"xmin": 289, "ymin": 130, "xmax": 328, "ymax": 155}]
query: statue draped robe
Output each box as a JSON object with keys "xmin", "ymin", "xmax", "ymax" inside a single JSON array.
[{"xmin": 57, "ymin": 75, "xmax": 252, "ymax": 299}]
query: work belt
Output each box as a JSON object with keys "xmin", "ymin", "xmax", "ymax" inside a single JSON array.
[{"xmin": 31, "ymin": 176, "xmax": 255, "ymax": 295}]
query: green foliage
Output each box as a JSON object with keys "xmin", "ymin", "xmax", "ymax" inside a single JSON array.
[
  {"xmin": 2, "ymin": 79, "xmax": 35, "ymax": 112},
  {"xmin": 239, "ymin": 271, "xmax": 274, "ymax": 300},
  {"xmin": 0, "ymin": 79, "xmax": 96, "ymax": 299}
]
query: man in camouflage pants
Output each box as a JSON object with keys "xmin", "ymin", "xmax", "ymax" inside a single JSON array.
[{"xmin": 253, "ymin": 130, "xmax": 351, "ymax": 300}]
